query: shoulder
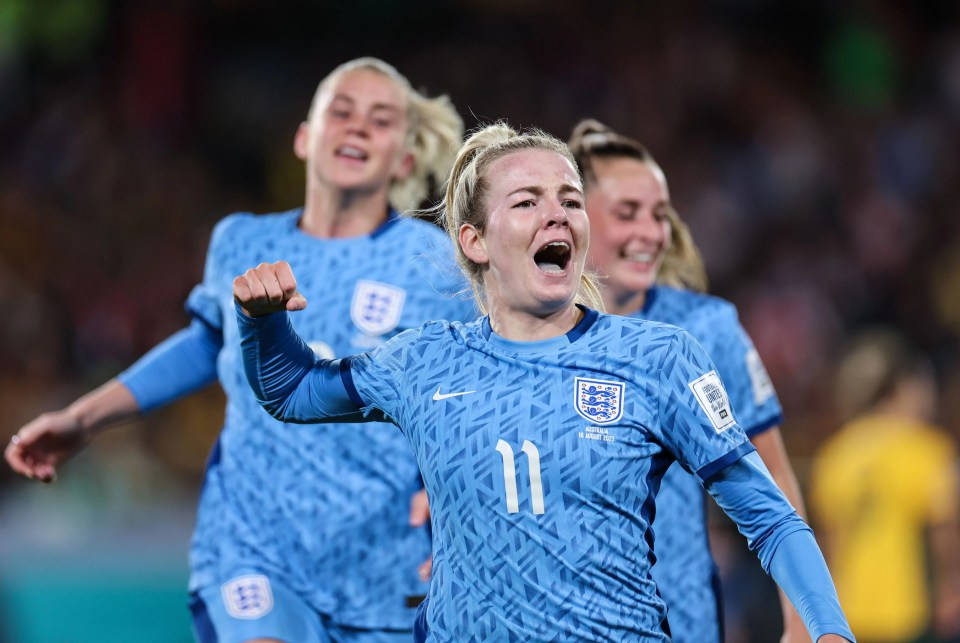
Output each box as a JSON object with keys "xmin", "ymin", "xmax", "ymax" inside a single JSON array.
[
  {"xmin": 210, "ymin": 209, "xmax": 299, "ymax": 245},
  {"xmin": 656, "ymin": 286, "xmax": 739, "ymax": 324},
  {"xmin": 597, "ymin": 311, "xmax": 693, "ymax": 356},
  {"xmin": 384, "ymin": 215, "xmax": 451, "ymax": 244}
]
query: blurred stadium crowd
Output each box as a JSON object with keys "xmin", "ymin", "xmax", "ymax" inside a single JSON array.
[{"xmin": 1, "ymin": 1, "xmax": 959, "ymax": 641}]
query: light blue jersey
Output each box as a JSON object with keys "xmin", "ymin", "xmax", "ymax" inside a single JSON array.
[
  {"xmin": 344, "ymin": 310, "xmax": 754, "ymax": 640},
  {"xmin": 238, "ymin": 305, "xmax": 855, "ymax": 643},
  {"xmin": 639, "ymin": 286, "xmax": 783, "ymax": 643},
  {"xmin": 182, "ymin": 209, "xmax": 476, "ymax": 629}
]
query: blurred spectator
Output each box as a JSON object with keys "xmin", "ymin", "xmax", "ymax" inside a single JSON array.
[{"xmin": 811, "ymin": 329, "xmax": 960, "ymax": 643}]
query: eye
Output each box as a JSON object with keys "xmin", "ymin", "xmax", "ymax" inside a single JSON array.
[
  {"xmin": 330, "ymin": 108, "xmax": 350, "ymax": 120},
  {"xmin": 562, "ymin": 198, "xmax": 583, "ymax": 209},
  {"xmin": 653, "ymin": 208, "xmax": 670, "ymax": 223},
  {"xmin": 513, "ymin": 199, "xmax": 535, "ymax": 208},
  {"xmin": 614, "ymin": 209, "xmax": 635, "ymax": 221},
  {"xmin": 373, "ymin": 117, "xmax": 395, "ymax": 129}
]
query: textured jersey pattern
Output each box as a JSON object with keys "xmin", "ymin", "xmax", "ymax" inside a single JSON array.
[
  {"xmin": 187, "ymin": 209, "xmax": 476, "ymax": 628},
  {"xmin": 348, "ymin": 310, "xmax": 753, "ymax": 641},
  {"xmin": 639, "ymin": 286, "xmax": 784, "ymax": 642}
]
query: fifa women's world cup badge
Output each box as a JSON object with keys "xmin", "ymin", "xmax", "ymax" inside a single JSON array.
[{"xmin": 574, "ymin": 377, "xmax": 625, "ymax": 425}]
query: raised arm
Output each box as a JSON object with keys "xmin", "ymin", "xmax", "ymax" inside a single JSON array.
[{"xmin": 233, "ymin": 261, "xmax": 364, "ymax": 424}]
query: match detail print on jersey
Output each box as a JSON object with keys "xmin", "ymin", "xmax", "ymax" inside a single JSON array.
[{"xmin": 688, "ymin": 370, "xmax": 736, "ymax": 433}]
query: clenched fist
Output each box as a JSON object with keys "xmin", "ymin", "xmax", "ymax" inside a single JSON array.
[{"xmin": 233, "ymin": 261, "xmax": 308, "ymax": 317}]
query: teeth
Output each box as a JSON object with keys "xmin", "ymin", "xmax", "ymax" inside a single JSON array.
[
  {"xmin": 545, "ymin": 241, "xmax": 570, "ymax": 251},
  {"xmin": 625, "ymin": 252, "xmax": 654, "ymax": 262},
  {"xmin": 338, "ymin": 146, "xmax": 366, "ymax": 159}
]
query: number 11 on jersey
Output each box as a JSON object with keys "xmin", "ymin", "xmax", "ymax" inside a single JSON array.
[{"xmin": 496, "ymin": 439, "xmax": 545, "ymax": 515}]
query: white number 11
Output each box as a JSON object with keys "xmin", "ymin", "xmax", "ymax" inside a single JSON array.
[{"xmin": 495, "ymin": 439, "xmax": 545, "ymax": 515}]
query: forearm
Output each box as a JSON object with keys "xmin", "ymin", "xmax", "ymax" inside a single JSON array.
[
  {"xmin": 707, "ymin": 452, "xmax": 854, "ymax": 641},
  {"xmin": 751, "ymin": 428, "xmax": 811, "ymax": 641},
  {"xmin": 767, "ymin": 530, "xmax": 855, "ymax": 641},
  {"xmin": 236, "ymin": 306, "xmax": 362, "ymax": 423},
  {"xmin": 62, "ymin": 378, "xmax": 141, "ymax": 436}
]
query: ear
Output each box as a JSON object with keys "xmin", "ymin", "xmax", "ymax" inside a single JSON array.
[
  {"xmin": 459, "ymin": 223, "xmax": 488, "ymax": 266},
  {"xmin": 392, "ymin": 150, "xmax": 415, "ymax": 181},
  {"xmin": 293, "ymin": 122, "xmax": 310, "ymax": 161}
]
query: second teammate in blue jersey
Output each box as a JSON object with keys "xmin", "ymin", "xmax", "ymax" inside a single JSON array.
[
  {"xmin": 6, "ymin": 58, "xmax": 476, "ymax": 643},
  {"xmin": 232, "ymin": 123, "xmax": 855, "ymax": 642},
  {"xmin": 569, "ymin": 119, "xmax": 811, "ymax": 642}
]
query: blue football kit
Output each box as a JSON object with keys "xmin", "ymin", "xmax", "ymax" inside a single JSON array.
[
  {"xmin": 237, "ymin": 305, "xmax": 855, "ymax": 642},
  {"xmin": 118, "ymin": 209, "xmax": 476, "ymax": 641},
  {"xmin": 640, "ymin": 286, "xmax": 783, "ymax": 642}
]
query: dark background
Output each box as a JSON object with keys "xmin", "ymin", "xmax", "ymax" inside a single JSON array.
[{"xmin": 2, "ymin": 1, "xmax": 959, "ymax": 640}]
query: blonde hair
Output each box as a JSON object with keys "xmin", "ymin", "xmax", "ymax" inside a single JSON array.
[
  {"xmin": 834, "ymin": 328, "xmax": 933, "ymax": 421},
  {"xmin": 568, "ymin": 119, "xmax": 708, "ymax": 293},
  {"xmin": 309, "ymin": 57, "xmax": 463, "ymax": 211},
  {"xmin": 441, "ymin": 122, "xmax": 604, "ymax": 314}
]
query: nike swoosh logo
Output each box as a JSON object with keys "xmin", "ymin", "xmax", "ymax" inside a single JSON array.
[{"xmin": 432, "ymin": 386, "xmax": 476, "ymax": 401}]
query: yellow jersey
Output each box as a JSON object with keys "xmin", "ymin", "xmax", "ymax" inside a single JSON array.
[{"xmin": 811, "ymin": 414, "xmax": 959, "ymax": 641}]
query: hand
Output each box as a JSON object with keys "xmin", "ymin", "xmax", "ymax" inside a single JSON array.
[
  {"xmin": 409, "ymin": 488, "xmax": 430, "ymax": 527},
  {"xmin": 780, "ymin": 627, "xmax": 813, "ymax": 643},
  {"xmin": 5, "ymin": 410, "xmax": 91, "ymax": 483},
  {"xmin": 409, "ymin": 489, "xmax": 433, "ymax": 581},
  {"xmin": 233, "ymin": 261, "xmax": 307, "ymax": 317},
  {"xmin": 418, "ymin": 556, "xmax": 433, "ymax": 582}
]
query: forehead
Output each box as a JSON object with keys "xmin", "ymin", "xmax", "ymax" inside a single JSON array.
[
  {"xmin": 588, "ymin": 156, "xmax": 668, "ymax": 197},
  {"xmin": 323, "ymin": 68, "xmax": 407, "ymax": 110},
  {"xmin": 485, "ymin": 148, "xmax": 581, "ymax": 192}
]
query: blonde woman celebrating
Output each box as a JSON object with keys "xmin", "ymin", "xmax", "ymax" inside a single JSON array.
[
  {"xmin": 231, "ymin": 123, "xmax": 854, "ymax": 642},
  {"xmin": 7, "ymin": 58, "xmax": 474, "ymax": 643}
]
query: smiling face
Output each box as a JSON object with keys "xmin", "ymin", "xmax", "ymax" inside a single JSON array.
[
  {"xmin": 459, "ymin": 148, "xmax": 588, "ymax": 318},
  {"xmin": 295, "ymin": 68, "xmax": 413, "ymax": 197},
  {"xmin": 584, "ymin": 156, "xmax": 672, "ymax": 311}
]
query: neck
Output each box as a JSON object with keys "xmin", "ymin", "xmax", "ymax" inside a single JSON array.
[
  {"xmin": 487, "ymin": 301, "xmax": 584, "ymax": 342},
  {"xmin": 603, "ymin": 286, "xmax": 648, "ymax": 317},
  {"xmin": 299, "ymin": 179, "xmax": 392, "ymax": 238}
]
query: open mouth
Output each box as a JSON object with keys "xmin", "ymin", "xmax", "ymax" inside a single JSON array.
[
  {"xmin": 336, "ymin": 145, "xmax": 368, "ymax": 161},
  {"xmin": 534, "ymin": 241, "xmax": 572, "ymax": 274},
  {"xmin": 623, "ymin": 251, "xmax": 657, "ymax": 264}
]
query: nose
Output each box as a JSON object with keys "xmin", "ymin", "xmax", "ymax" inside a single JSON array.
[
  {"xmin": 345, "ymin": 113, "xmax": 370, "ymax": 138},
  {"xmin": 544, "ymin": 199, "xmax": 569, "ymax": 228},
  {"xmin": 634, "ymin": 212, "xmax": 664, "ymax": 243}
]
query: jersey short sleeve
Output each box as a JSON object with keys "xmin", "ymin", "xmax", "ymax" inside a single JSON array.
[
  {"xmin": 654, "ymin": 329, "xmax": 756, "ymax": 482},
  {"xmin": 707, "ymin": 304, "xmax": 782, "ymax": 437},
  {"xmin": 344, "ymin": 325, "xmax": 426, "ymax": 428},
  {"xmin": 185, "ymin": 213, "xmax": 253, "ymax": 331}
]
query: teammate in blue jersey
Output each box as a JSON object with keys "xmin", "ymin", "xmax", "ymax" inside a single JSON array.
[
  {"xmin": 230, "ymin": 123, "xmax": 855, "ymax": 642},
  {"xmin": 569, "ymin": 120, "xmax": 811, "ymax": 642},
  {"xmin": 5, "ymin": 58, "xmax": 476, "ymax": 643}
]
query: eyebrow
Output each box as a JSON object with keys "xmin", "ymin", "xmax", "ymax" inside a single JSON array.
[
  {"xmin": 508, "ymin": 184, "xmax": 583, "ymax": 197},
  {"xmin": 330, "ymin": 94, "xmax": 403, "ymax": 114}
]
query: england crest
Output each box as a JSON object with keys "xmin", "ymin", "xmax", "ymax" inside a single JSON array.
[
  {"xmin": 350, "ymin": 280, "xmax": 406, "ymax": 336},
  {"xmin": 221, "ymin": 574, "xmax": 274, "ymax": 619},
  {"xmin": 574, "ymin": 377, "xmax": 625, "ymax": 425}
]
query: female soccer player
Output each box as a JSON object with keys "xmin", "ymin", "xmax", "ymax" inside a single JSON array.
[
  {"xmin": 231, "ymin": 123, "xmax": 855, "ymax": 642},
  {"xmin": 568, "ymin": 120, "xmax": 810, "ymax": 642},
  {"xmin": 6, "ymin": 58, "xmax": 475, "ymax": 643}
]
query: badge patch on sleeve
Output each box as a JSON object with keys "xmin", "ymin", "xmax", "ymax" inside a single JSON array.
[
  {"xmin": 221, "ymin": 574, "xmax": 274, "ymax": 619},
  {"xmin": 745, "ymin": 348, "xmax": 775, "ymax": 406},
  {"xmin": 689, "ymin": 370, "xmax": 736, "ymax": 433}
]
